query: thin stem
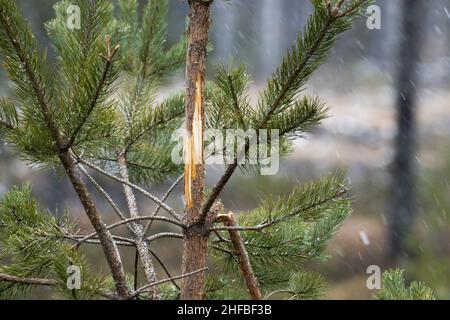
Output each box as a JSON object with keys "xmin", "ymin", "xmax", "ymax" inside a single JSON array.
[
  {"xmin": 130, "ymin": 267, "xmax": 208, "ymax": 300},
  {"xmin": 201, "ymin": 162, "xmax": 238, "ymax": 222},
  {"xmin": 146, "ymin": 232, "xmax": 184, "ymax": 242},
  {"xmin": 78, "ymin": 163, "xmax": 127, "ymax": 221},
  {"xmin": 211, "ymin": 188, "xmax": 348, "ymax": 232},
  {"xmin": 265, "ymin": 289, "xmax": 294, "ymax": 300},
  {"xmin": 0, "ymin": 273, "xmax": 57, "ymax": 286},
  {"xmin": 116, "ymin": 151, "xmax": 161, "ymax": 300},
  {"xmin": 77, "ymin": 156, "xmax": 181, "ymax": 221},
  {"xmin": 216, "ymin": 212, "xmax": 262, "ymax": 300},
  {"xmin": 143, "ymin": 174, "xmax": 183, "ymax": 236},
  {"xmin": 75, "ymin": 215, "xmax": 186, "ymax": 247},
  {"xmin": 134, "ymin": 249, "xmax": 139, "ymax": 293},
  {"xmin": 148, "ymin": 248, "xmax": 181, "ymax": 290}
]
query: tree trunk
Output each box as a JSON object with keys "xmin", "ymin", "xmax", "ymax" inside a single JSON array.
[
  {"xmin": 388, "ymin": 0, "xmax": 425, "ymax": 260},
  {"xmin": 60, "ymin": 152, "xmax": 129, "ymax": 299},
  {"xmin": 117, "ymin": 152, "xmax": 160, "ymax": 300},
  {"xmin": 181, "ymin": 0, "xmax": 213, "ymax": 300}
]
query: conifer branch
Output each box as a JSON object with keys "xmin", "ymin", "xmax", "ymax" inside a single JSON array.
[
  {"xmin": 64, "ymin": 39, "xmax": 119, "ymax": 151},
  {"xmin": 117, "ymin": 151, "xmax": 161, "ymax": 300},
  {"xmin": 0, "ymin": 3, "xmax": 63, "ymax": 147},
  {"xmin": 143, "ymin": 174, "xmax": 184, "ymax": 236},
  {"xmin": 148, "ymin": 248, "xmax": 181, "ymax": 290},
  {"xmin": 77, "ymin": 215, "xmax": 186, "ymax": 245},
  {"xmin": 0, "ymin": 272, "xmax": 116, "ymax": 300},
  {"xmin": 130, "ymin": 267, "xmax": 208, "ymax": 299},
  {"xmin": 201, "ymin": 162, "xmax": 238, "ymax": 221},
  {"xmin": 211, "ymin": 187, "xmax": 348, "ymax": 233},
  {"xmin": 146, "ymin": 232, "xmax": 184, "ymax": 242},
  {"xmin": 77, "ymin": 156, "xmax": 181, "ymax": 220},
  {"xmin": 78, "ymin": 164, "xmax": 127, "ymax": 222},
  {"xmin": 60, "ymin": 153, "xmax": 129, "ymax": 298},
  {"xmin": 216, "ymin": 212, "xmax": 262, "ymax": 300},
  {"xmin": 0, "ymin": 273, "xmax": 57, "ymax": 286},
  {"xmin": 0, "ymin": 1, "xmax": 129, "ymax": 298}
]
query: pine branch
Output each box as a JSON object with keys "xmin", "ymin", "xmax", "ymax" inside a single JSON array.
[
  {"xmin": 0, "ymin": 1, "xmax": 129, "ymax": 298},
  {"xmin": 143, "ymin": 174, "xmax": 184, "ymax": 236},
  {"xmin": 146, "ymin": 232, "xmax": 184, "ymax": 242},
  {"xmin": 257, "ymin": 0, "xmax": 369, "ymax": 126},
  {"xmin": 201, "ymin": 163, "xmax": 238, "ymax": 221},
  {"xmin": 76, "ymin": 215, "xmax": 186, "ymax": 246},
  {"xmin": 0, "ymin": 273, "xmax": 57, "ymax": 286},
  {"xmin": 0, "ymin": 0, "xmax": 63, "ymax": 147},
  {"xmin": 76, "ymin": 156, "xmax": 181, "ymax": 220},
  {"xmin": 210, "ymin": 187, "xmax": 348, "ymax": 233},
  {"xmin": 78, "ymin": 164, "xmax": 127, "ymax": 222},
  {"xmin": 130, "ymin": 267, "xmax": 208, "ymax": 300},
  {"xmin": 216, "ymin": 212, "xmax": 262, "ymax": 300},
  {"xmin": 59, "ymin": 152, "xmax": 129, "ymax": 298},
  {"xmin": 64, "ymin": 41, "xmax": 119, "ymax": 151}
]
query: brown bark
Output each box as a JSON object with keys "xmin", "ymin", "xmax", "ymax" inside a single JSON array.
[
  {"xmin": 61, "ymin": 152, "xmax": 129, "ymax": 299},
  {"xmin": 0, "ymin": 7, "xmax": 129, "ymax": 298},
  {"xmin": 181, "ymin": 0, "xmax": 213, "ymax": 300},
  {"xmin": 216, "ymin": 213, "xmax": 262, "ymax": 300},
  {"xmin": 117, "ymin": 152, "xmax": 161, "ymax": 300},
  {"xmin": 0, "ymin": 273, "xmax": 57, "ymax": 286}
]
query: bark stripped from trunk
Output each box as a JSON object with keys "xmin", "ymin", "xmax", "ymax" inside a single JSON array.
[
  {"xmin": 181, "ymin": 0, "xmax": 212, "ymax": 300},
  {"xmin": 216, "ymin": 212, "xmax": 262, "ymax": 300}
]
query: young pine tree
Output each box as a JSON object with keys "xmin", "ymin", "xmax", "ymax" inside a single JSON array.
[{"xmin": 0, "ymin": 0, "xmax": 386, "ymax": 300}]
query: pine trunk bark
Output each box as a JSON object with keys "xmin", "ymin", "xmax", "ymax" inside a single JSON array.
[
  {"xmin": 60, "ymin": 152, "xmax": 129, "ymax": 299},
  {"xmin": 181, "ymin": 0, "xmax": 213, "ymax": 300}
]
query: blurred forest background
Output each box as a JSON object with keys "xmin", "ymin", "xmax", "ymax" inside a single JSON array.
[{"xmin": 1, "ymin": 0, "xmax": 449, "ymax": 299}]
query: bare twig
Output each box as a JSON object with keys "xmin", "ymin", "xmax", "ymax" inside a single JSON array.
[
  {"xmin": 66, "ymin": 234, "xmax": 135, "ymax": 248},
  {"xmin": 0, "ymin": 273, "xmax": 57, "ymax": 286},
  {"xmin": 146, "ymin": 232, "xmax": 184, "ymax": 242},
  {"xmin": 148, "ymin": 248, "xmax": 181, "ymax": 290},
  {"xmin": 143, "ymin": 174, "xmax": 183, "ymax": 236},
  {"xmin": 130, "ymin": 267, "xmax": 208, "ymax": 299},
  {"xmin": 216, "ymin": 212, "xmax": 262, "ymax": 300},
  {"xmin": 78, "ymin": 163, "xmax": 127, "ymax": 221},
  {"xmin": 201, "ymin": 162, "xmax": 238, "ymax": 222},
  {"xmin": 134, "ymin": 249, "xmax": 139, "ymax": 293},
  {"xmin": 77, "ymin": 156, "xmax": 181, "ymax": 221}
]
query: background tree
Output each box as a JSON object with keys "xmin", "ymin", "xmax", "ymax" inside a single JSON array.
[{"xmin": 388, "ymin": 0, "xmax": 426, "ymax": 260}]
